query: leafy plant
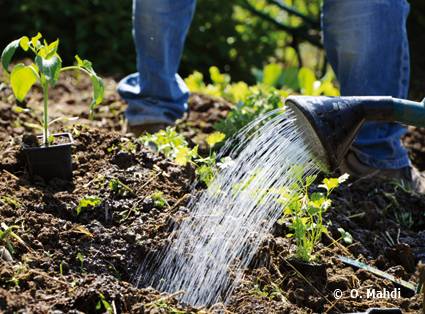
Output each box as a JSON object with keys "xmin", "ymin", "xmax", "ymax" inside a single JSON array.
[
  {"xmin": 141, "ymin": 128, "xmax": 226, "ymax": 185},
  {"xmin": 1, "ymin": 33, "xmax": 104, "ymax": 146},
  {"xmin": 214, "ymin": 90, "xmax": 283, "ymax": 139},
  {"xmin": 278, "ymin": 172, "xmax": 349, "ymax": 262},
  {"xmin": 75, "ymin": 195, "xmax": 102, "ymax": 215}
]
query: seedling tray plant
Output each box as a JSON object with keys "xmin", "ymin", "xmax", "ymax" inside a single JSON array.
[{"xmin": 1, "ymin": 33, "xmax": 104, "ymax": 181}]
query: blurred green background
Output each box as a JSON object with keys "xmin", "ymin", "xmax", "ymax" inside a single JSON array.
[{"xmin": 1, "ymin": 0, "xmax": 424, "ymax": 96}]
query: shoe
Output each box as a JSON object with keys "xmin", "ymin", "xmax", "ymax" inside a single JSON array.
[
  {"xmin": 123, "ymin": 122, "xmax": 171, "ymax": 137},
  {"xmin": 340, "ymin": 150, "xmax": 425, "ymax": 194}
]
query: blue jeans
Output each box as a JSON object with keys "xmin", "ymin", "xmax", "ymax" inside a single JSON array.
[
  {"xmin": 119, "ymin": 0, "xmax": 411, "ymax": 169},
  {"xmin": 117, "ymin": 0, "xmax": 196, "ymax": 125},
  {"xmin": 322, "ymin": 0, "xmax": 411, "ymax": 169}
]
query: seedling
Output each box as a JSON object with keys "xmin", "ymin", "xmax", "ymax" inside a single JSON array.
[
  {"xmin": 75, "ymin": 195, "xmax": 102, "ymax": 215},
  {"xmin": 0, "ymin": 223, "xmax": 26, "ymax": 255},
  {"xmin": 1, "ymin": 33, "xmax": 104, "ymax": 146},
  {"xmin": 0, "ymin": 195, "xmax": 23, "ymax": 209},
  {"xmin": 96, "ymin": 293, "xmax": 114, "ymax": 314},
  {"xmin": 108, "ymin": 178, "xmax": 133, "ymax": 197},
  {"xmin": 337, "ymin": 227, "xmax": 353, "ymax": 245},
  {"xmin": 278, "ymin": 170, "xmax": 349, "ymax": 262},
  {"xmin": 76, "ymin": 252, "xmax": 85, "ymax": 270},
  {"xmin": 149, "ymin": 190, "xmax": 169, "ymax": 209}
]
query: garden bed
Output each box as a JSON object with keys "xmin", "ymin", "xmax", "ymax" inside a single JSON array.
[{"xmin": 0, "ymin": 73, "xmax": 424, "ymax": 313}]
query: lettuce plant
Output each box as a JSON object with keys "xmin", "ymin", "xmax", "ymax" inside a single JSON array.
[{"xmin": 1, "ymin": 33, "xmax": 104, "ymax": 146}]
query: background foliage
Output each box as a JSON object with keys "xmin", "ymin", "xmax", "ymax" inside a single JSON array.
[{"xmin": 1, "ymin": 0, "xmax": 424, "ymax": 96}]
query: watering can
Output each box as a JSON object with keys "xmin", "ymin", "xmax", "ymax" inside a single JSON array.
[{"xmin": 285, "ymin": 96, "xmax": 425, "ymax": 172}]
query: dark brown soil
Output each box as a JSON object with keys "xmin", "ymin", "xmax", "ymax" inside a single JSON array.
[{"xmin": 0, "ymin": 72, "xmax": 424, "ymax": 313}]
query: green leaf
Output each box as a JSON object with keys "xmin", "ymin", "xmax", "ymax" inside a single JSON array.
[
  {"xmin": 262, "ymin": 63, "xmax": 282, "ymax": 87},
  {"xmin": 19, "ymin": 36, "xmax": 30, "ymax": 51},
  {"xmin": 10, "ymin": 64, "xmax": 38, "ymax": 101},
  {"xmin": 31, "ymin": 32, "xmax": 42, "ymax": 48},
  {"xmin": 175, "ymin": 146, "xmax": 191, "ymax": 166},
  {"xmin": 209, "ymin": 66, "xmax": 229, "ymax": 85},
  {"xmin": 39, "ymin": 39, "xmax": 60, "ymax": 59},
  {"xmin": 89, "ymin": 74, "xmax": 104, "ymax": 118},
  {"xmin": 338, "ymin": 227, "xmax": 353, "ymax": 244},
  {"xmin": 1, "ymin": 39, "xmax": 21, "ymax": 73},
  {"xmin": 280, "ymin": 67, "xmax": 300, "ymax": 90},
  {"xmin": 206, "ymin": 132, "xmax": 225, "ymax": 148},
  {"xmin": 35, "ymin": 55, "xmax": 62, "ymax": 86},
  {"xmin": 76, "ymin": 195, "xmax": 102, "ymax": 215},
  {"xmin": 319, "ymin": 177, "xmax": 340, "ymax": 192},
  {"xmin": 298, "ymin": 67, "xmax": 316, "ymax": 95}
]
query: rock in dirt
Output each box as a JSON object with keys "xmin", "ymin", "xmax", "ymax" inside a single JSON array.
[{"xmin": 0, "ymin": 246, "xmax": 13, "ymax": 262}]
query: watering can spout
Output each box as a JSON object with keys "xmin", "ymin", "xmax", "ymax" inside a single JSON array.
[{"xmin": 285, "ymin": 96, "xmax": 425, "ymax": 173}]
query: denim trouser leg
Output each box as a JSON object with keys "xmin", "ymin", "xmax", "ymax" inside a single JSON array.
[
  {"xmin": 322, "ymin": 0, "xmax": 411, "ymax": 169},
  {"xmin": 117, "ymin": 0, "xmax": 196, "ymax": 126}
]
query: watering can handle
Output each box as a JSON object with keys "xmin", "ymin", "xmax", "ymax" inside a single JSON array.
[
  {"xmin": 361, "ymin": 97, "xmax": 425, "ymax": 128},
  {"xmin": 391, "ymin": 98, "xmax": 425, "ymax": 128}
]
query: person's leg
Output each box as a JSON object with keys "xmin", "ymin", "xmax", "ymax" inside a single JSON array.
[
  {"xmin": 322, "ymin": 0, "xmax": 411, "ymax": 169},
  {"xmin": 118, "ymin": 0, "xmax": 196, "ymax": 126}
]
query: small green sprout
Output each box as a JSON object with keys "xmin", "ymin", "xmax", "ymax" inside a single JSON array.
[
  {"xmin": 0, "ymin": 223, "xmax": 26, "ymax": 255},
  {"xmin": 108, "ymin": 178, "xmax": 133, "ymax": 196},
  {"xmin": 75, "ymin": 195, "xmax": 102, "ymax": 215},
  {"xmin": 76, "ymin": 252, "xmax": 84, "ymax": 270},
  {"xmin": 1, "ymin": 33, "xmax": 104, "ymax": 146},
  {"xmin": 96, "ymin": 293, "xmax": 114, "ymax": 314},
  {"xmin": 337, "ymin": 227, "xmax": 353, "ymax": 245},
  {"xmin": 149, "ymin": 191, "xmax": 169, "ymax": 209},
  {"xmin": 0, "ymin": 195, "xmax": 23, "ymax": 209}
]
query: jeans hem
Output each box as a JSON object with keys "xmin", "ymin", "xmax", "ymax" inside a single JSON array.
[{"xmin": 353, "ymin": 148, "xmax": 410, "ymax": 169}]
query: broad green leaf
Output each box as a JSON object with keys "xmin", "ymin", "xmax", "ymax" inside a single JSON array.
[
  {"xmin": 1, "ymin": 39, "xmax": 21, "ymax": 73},
  {"xmin": 10, "ymin": 64, "xmax": 38, "ymax": 101},
  {"xmin": 298, "ymin": 67, "xmax": 316, "ymax": 95},
  {"xmin": 319, "ymin": 177, "xmax": 339, "ymax": 192},
  {"xmin": 281, "ymin": 67, "xmax": 300, "ymax": 90},
  {"xmin": 262, "ymin": 63, "xmax": 282, "ymax": 87},
  {"xmin": 175, "ymin": 146, "xmax": 191, "ymax": 166},
  {"xmin": 206, "ymin": 132, "xmax": 225, "ymax": 148},
  {"xmin": 89, "ymin": 74, "xmax": 104, "ymax": 117},
  {"xmin": 35, "ymin": 55, "xmax": 62, "ymax": 86},
  {"xmin": 19, "ymin": 36, "xmax": 30, "ymax": 51}
]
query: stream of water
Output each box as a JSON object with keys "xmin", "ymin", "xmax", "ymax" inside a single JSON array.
[{"xmin": 136, "ymin": 108, "xmax": 321, "ymax": 307}]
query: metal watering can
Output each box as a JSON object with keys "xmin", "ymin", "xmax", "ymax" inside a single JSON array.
[{"xmin": 285, "ymin": 96, "xmax": 425, "ymax": 172}]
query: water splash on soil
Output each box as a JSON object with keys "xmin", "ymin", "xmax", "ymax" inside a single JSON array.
[{"xmin": 137, "ymin": 108, "xmax": 321, "ymax": 306}]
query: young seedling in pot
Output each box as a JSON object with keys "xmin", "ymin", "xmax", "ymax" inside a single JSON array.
[{"xmin": 1, "ymin": 33, "xmax": 104, "ymax": 180}]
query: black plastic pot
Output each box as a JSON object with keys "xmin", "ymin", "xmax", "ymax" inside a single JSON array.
[
  {"xmin": 283, "ymin": 258, "xmax": 327, "ymax": 281},
  {"xmin": 22, "ymin": 132, "xmax": 74, "ymax": 181}
]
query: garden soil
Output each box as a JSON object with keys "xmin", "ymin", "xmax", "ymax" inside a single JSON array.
[{"xmin": 0, "ymin": 73, "xmax": 424, "ymax": 313}]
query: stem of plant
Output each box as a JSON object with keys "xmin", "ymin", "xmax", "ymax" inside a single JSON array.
[{"xmin": 43, "ymin": 85, "xmax": 49, "ymax": 146}]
